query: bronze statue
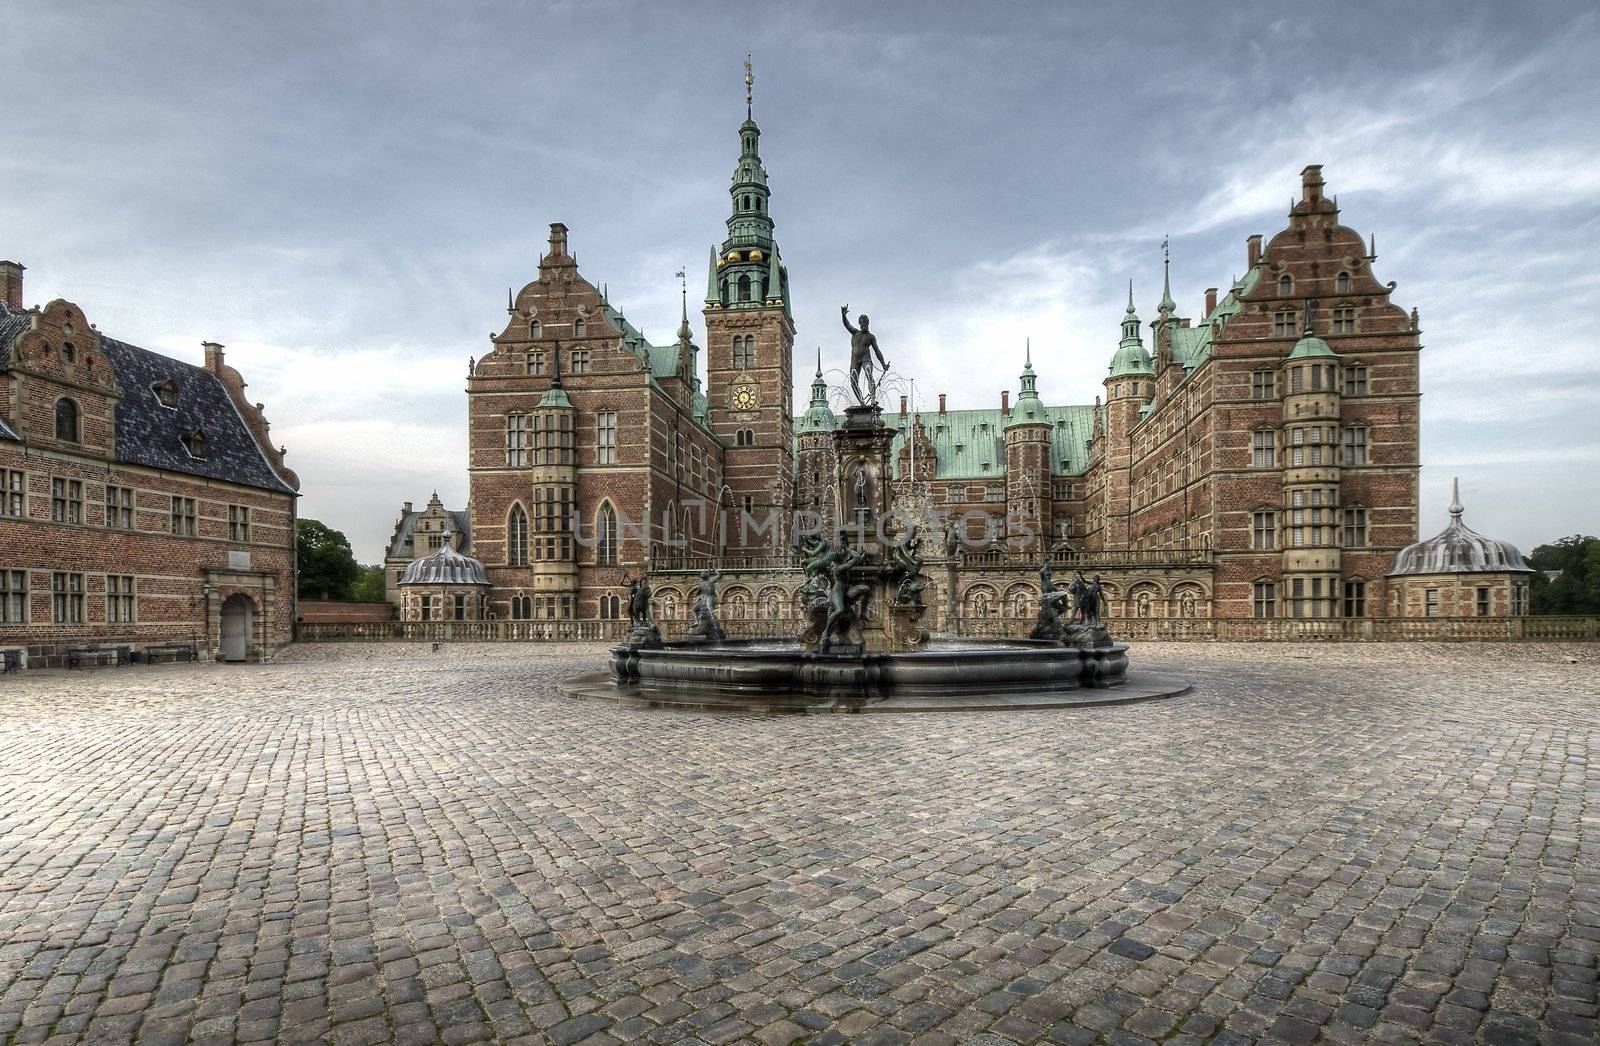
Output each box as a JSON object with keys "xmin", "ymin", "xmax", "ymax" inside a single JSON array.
[
  {"xmin": 840, "ymin": 305, "xmax": 889, "ymax": 406},
  {"xmin": 891, "ymin": 526, "xmax": 926, "ymax": 608},
  {"xmin": 623, "ymin": 573, "xmax": 655, "ymax": 630},
  {"xmin": 1070, "ymin": 570, "xmax": 1104, "ymax": 627},
  {"xmin": 820, "ymin": 545, "xmax": 872, "ymax": 652},
  {"xmin": 687, "ymin": 567, "xmax": 725, "ymax": 641},
  {"xmin": 1031, "ymin": 561, "xmax": 1071, "ymax": 641}
]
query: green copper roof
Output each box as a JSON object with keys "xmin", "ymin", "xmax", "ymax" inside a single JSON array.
[
  {"xmin": 1159, "ymin": 265, "xmax": 1262, "ymax": 373},
  {"xmin": 1109, "ymin": 341, "xmax": 1155, "ymax": 377},
  {"xmin": 873, "ymin": 403, "xmax": 1097, "ymax": 480},
  {"xmin": 538, "ymin": 386, "xmax": 573, "ymax": 408},
  {"xmin": 1286, "ymin": 331, "xmax": 1339, "ymax": 360},
  {"xmin": 797, "ymin": 350, "xmax": 836, "ymax": 434}
]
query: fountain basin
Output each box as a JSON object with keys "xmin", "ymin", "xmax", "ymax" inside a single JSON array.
[{"xmin": 560, "ymin": 636, "xmax": 1186, "ymax": 713}]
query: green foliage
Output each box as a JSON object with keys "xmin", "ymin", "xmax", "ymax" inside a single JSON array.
[
  {"xmin": 296, "ymin": 518, "xmax": 361, "ymax": 601},
  {"xmin": 351, "ymin": 564, "xmax": 387, "ymax": 604},
  {"xmin": 1527, "ymin": 535, "xmax": 1600, "ymax": 615}
]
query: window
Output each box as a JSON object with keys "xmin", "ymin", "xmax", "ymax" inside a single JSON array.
[
  {"xmin": 106, "ymin": 485, "xmax": 134, "ymax": 529},
  {"xmin": 569, "ymin": 349, "xmax": 590, "ymax": 374},
  {"xmin": 0, "ymin": 570, "xmax": 25, "ymax": 623},
  {"xmin": 1513, "ymin": 584, "xmax": 1529, "ymax": 616},
  {"xmin": 1344, "ymin": 366, "xmax": 1368, "ymax": 396},
  {"xmin": 1251, "ymin": 511, "xmax": 1276, "ymax": 550},
  {"xmin": 419, "ymin": 596, "xmax": 432, "ymax": 621},
  {"xmin": 153, "ymin": 380, "xmax": 179, "ymax": 408},
  {"xmin": 52, "ymin": 478, "xmax": 83, "ymax": 524},
  {"xmin": 1332, "ymin": 308, "xmax": 1356, "ymax": 334},
  {"xmin": 527, "ymin": 350, "xmax": 545, "ymax": 376},
  {"xmin": 1336, "ymin": 272, "xmax": 1352, "ymax": 294},
  {"xmin": 532, "ymin": 412, "xmax": 573, "ymax": 465},
  {"xmin": 1342, "ymin": 508, "xmax": 1367, "ymax": 548},
  {"xmin": 595, "ymin": 411, "xmax": 617, "ymax": 464},
  {"xmin": 54, "ymin": 399, "xmax": 80, "ymax": 442},
  {"xmin": 1253, "ymin": 582, "xmax": 1277, "ymax": 619},
  {"xmin": 1342, "ymin": 427, "xmax": 1368, "ymax": 466},
  {"xmin": 506, "ymin": 413, "xmax": 527, "ymax": 466},
  {"xmin": 453, "ymin": 594, "xmax": 466, "ymax": 620},
  {"xmin": 532, "ymin": 486, "xmax": 572, "ymax": 561},
  {"xmin": 1278, "ymin": 275, "xmax": 1293, "ymax": 296},
  {"xmin": 1476, "ymin": 586, "xmax": 1491, "ymax": 617},
  {"xmin": 573, "ymin": 319, "xmax": 586, "ymax": 338},
  {"xmin": 507, "ymin": 505, "xmax": 528, "ymax": 566},
  {"xmin": 106, "ymin": 575, "xmax": 135, "ymax": 624},
  {"xmin": 597, "ymin": 502, "xmax": 619, "ymax": 565},
  {"xmin": 737, "ymin": 274, "xmax": 752, "ymax": 302},
  {"xmin": 3, "ymin": 470, "xmax": 25, "ymax": 517},
  {"xmin": 1251, "ymin": 431, "xmax": 1275, "ymax": 468},
  {"xmin": 1250, "ymin": 370, "xmax": 1276, "ymax": 400},
  {"xmin": 1273, "ymin": 311, "xmax": 1297, "ymax": 337},
  {"xmin": 1425, "ymin": 588, "xmax": 1440, "ymax": 617},
  {"xmin": 733, "ymin": 335, "xmax": 750, "ymax": 369},
  {"xmin": 62, "ymin": 341, "xmax": 76, "ymax": 364},
  {"xmin": 1343, "ymin": 580, "xmax": 1366, "ymax": 618},
  {"xmin": 599, "ymin": 593, "xmax": 621, "ymax": 619},
  {"xmin": 529, "ymin": 320, "xmax": 541, "ymax": 340},
  {"xmin": 184, "ymin": 430, "xmax": 207, "ymax": 459},
  {"xmin": 170, "ymin": 496, "xmax": 197, "ymax": 537},
  {"xmin": 51, "ymin": 572, "xmax": 83, "ymax": 624},
  {"xmin": 229, "ymin": 505, "xmax": 250, "ymax": 543},
  {"xmin": 1289, "ymin": 366, "xmax": 1304, "ymax": 393},
  {"xmin": 736, "ymin": 429, "xmax": 754, "ymax": 447}
]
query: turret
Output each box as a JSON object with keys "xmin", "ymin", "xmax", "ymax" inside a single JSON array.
[
  {"xmin": 1005, "ymin": 343, "xmax": 1053, "ymax": 550},
  {"xmin": 1277, "ymin": 304, "xmax": 1344, "ymax": 616}
]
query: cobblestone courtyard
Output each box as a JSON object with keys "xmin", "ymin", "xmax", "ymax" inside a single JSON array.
[{"xmin": 0, "ymin": 642, "xmax": 1595, "ymax": 1046}]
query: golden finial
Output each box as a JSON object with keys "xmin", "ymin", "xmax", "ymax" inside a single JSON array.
[{"xmin": 744, "ymin": 55, "xmax": 753, "ymax": 117}]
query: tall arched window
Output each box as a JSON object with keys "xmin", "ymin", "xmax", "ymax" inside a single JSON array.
[
  {"xmin": 507, "ymin": 504, "xmax": 529, "ymax": 566},
  {"xmin": 737, "ymin": 275, "xmax": 751, "ymax": 302},
  {"xmin": 574, "ymin": 319, "xmax": 586, "ymax": 337},
  {"xmin": 1335, "ymin": 272, "xmax": 1351, "ymax": 294},
  {"xmin": 597, "ymin": 502, "xmax": 619, "ymax": 565},
  {"xmin": 530, "ymin": 320, "xmax": 541, "ymax": 339},
  {"xmin": 54, "ymin": 399, "xmax": 79, "ymax": 442},
  {"xmin": 1278, "ymin": 275, "xmax": 1293, "ymax": 296}
]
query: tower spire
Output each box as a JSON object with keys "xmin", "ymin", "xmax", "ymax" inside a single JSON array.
[
  {"xmin": 1158, "ymin": 236, "xmax": 1175, "ymax": 315},
  {"xmin": 744, "ymin": 54, "xmax": 753, "ymax": 120},
  {"xmin": 1449, "ymin": 477, "xmax": 1463, "ymax": 522},
  {"xmin": 1126, "ymin": 279, "xmax": 1136, "ymax": 315}
]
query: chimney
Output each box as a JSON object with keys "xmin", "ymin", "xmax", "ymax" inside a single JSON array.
[
  {"xmin": 1246, "ymin": 234, "xmax": 1262, "ymax": 268},
  {"xmin": 0, "ymin": 260, "xmax": 22, "ymax": 309},
  {"xmin": 1001, "ymin": 390, "xmax": 1010, "ymax": 415},
  {"xmin": 938, "ymin": 393, "xmax": 946, "ymax": 415},
  {"xmin": 1204, "ymin": 287, "xmax": 1218, "ymax": 316},
  {"xmin": 1300, "ymin": 165, "xmax": 1324, "ymax": 203},
  {"xmin": 404, "ymin": 501, "xmax": 413, "ymax": 513},
  {"xmin": 547, "ymin": 222, "xmax": 569, "ymax": 257},
  {"xmin": 899, "ymin": 395, "xmax": 908, "ymax": 416},
  {"xmin": 202, "ymin": 341, "xmax": 225, "ymax": 373}
]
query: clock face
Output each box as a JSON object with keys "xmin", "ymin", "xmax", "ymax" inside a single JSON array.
[{"xmin": 731, "ymin": 385, "xmax": 759, "ymax": 411}]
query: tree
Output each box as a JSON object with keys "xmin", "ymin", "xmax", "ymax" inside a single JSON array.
[
  {"xmin": 1527, "ymin": 535, "xmax": 1600, "ymax": 615},
  {"xmin": 351, "ymin": 564, "xmax": 387, "ymax": 603},
  {"xmin": 296, "ymin": 518, "xmax": 361, "ymax": 601}
]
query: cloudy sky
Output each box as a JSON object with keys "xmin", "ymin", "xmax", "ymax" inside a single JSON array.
[{"xmin": 4, "ymin": 1, "xmax": 1596, "ymax": 561}]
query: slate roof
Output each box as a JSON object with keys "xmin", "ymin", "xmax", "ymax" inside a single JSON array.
[
  {"xmin": 0, "ymin": 301, "xmax": 295, "ymax": 493},
  {"xmin": 386, "ymin": 508, "xmax": 472, "ymax": 560},
  {"xmin": 398, "ymin": 545, "xmax": 491, "ymax": 586}
]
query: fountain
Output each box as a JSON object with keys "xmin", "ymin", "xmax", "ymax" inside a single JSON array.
[{"xmin": 560, "ymin": 309, "xmax": 1188, "ymax": 712}]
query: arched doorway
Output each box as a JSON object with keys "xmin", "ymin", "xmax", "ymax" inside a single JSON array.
[{"xmin": 220, "ymin": 594, "xmax": 254, "ymax": 662}]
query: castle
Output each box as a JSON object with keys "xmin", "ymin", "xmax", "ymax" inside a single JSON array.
[{"xmin": 384, "ymin": 95, "xmax": 1532, "ymax": 626}]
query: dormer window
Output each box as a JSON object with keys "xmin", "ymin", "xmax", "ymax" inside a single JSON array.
[
  {"xmin": 153, "ymin": 380, "xmax": 180, "ymax": 408},
  {"xmin": 183, "ymin": 429, "xmax": 208, "ymax": 459}
]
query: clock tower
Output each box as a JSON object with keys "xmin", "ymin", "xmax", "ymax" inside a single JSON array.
[{"xmin": 704, "ymin": 63, "xmax": 795, "ymax": 551}]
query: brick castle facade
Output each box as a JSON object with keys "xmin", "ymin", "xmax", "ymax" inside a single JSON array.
[
  {"xmin": 0, "ymin": 263, "xmax": 299, "ymax": 665},
  {"xmin": 390, "ymin": 101, "xmax": 1529, "ymax": 625}
]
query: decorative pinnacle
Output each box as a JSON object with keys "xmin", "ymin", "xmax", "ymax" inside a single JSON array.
[
  {"xmin": 815, "ymin": 346, "xmax": 823, "ymax": 377},
  {"xmin": 1159, "ymin": 237, "xmax": 1176, "ymax": 314},
  {"xmin": 1126, "ymin": 279, "xmax": 1136, "ymax": 315},
  {"xmin": 1449, "ymin": 477, "xmax": 1463, "ymax": 521},
  {"xmin": 1025, "ymin": 338, "xmax": 1032, "ymax": 368},
  {"xmin": 744, "ymin": 55, "xmax": 753, "ymax": 119}
]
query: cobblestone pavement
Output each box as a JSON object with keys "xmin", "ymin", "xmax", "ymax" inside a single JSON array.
[{"xmin": 0, "ymin": 642, "xmax": 1596, "ymax": 1045}]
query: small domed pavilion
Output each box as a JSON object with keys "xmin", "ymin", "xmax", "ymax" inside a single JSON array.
[
  {"xmin": 1387, "ymin": 479, "xmax": 1533, "ymax": 617},
  {"xmin": 397, "ymin": 544, "xmax": 492, "ymax": 622}
]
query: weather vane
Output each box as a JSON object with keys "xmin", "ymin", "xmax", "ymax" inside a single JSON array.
[{"xmin": 744, "ymin": 55, "xmax": 753, "ymax": 117}]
